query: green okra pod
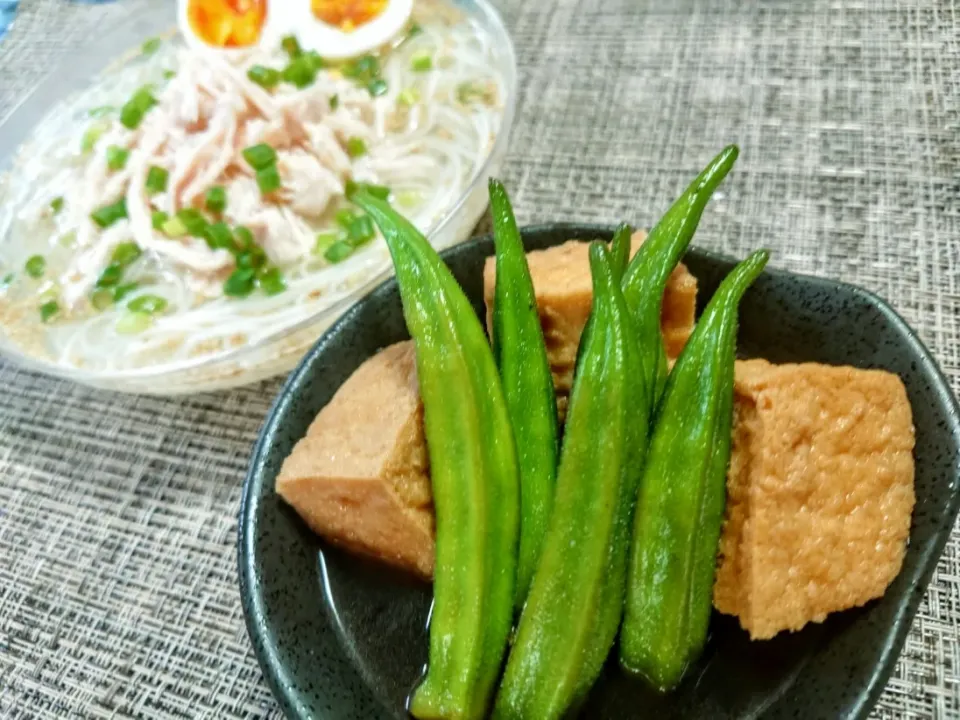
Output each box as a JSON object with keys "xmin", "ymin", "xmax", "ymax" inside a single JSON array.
[
  {"xmin": 572, "ymin": 223, "xmax": 633, "ymax": 381},
  {"xmin": 620, "ymin": 249, "xmax": 770, "ymax": 692},
  {"xmin": 351, "ymin": 187, "xmax": 520, "ymax": 719},
  {"xmin": 609, "ymin": 222, "xmax": 632, "ymax": 282},
  {"xmin": 621, "ymin": 145, "xmax": 740, "ymax": 405},
  {"xmin": 489, "ymin": 179, "xmax": 560, "ymax": 610},
  {"xmin": 493, "ymin": 243, "xmax": 649, "ymax": 720}
]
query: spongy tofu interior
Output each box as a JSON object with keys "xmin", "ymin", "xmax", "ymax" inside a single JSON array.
[
  {"xmin": 275, "ymin": 340, "xmax": 435, "ymax": 579},
  {"xmin": 713, "ymin": 359, "xmax": 916, "ymax": 639},
  {"xmin": 482, "ymin": 232, "xmax": 698, "ymax": 416}
]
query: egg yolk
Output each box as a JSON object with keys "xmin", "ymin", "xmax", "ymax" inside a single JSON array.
[
  {"xmin": 311, "ymin": 0, "xmax": 389, "ymax": 32},
  {"xmin": 188, "ymin": 0, "xmax": 266, "ymax": 48}
]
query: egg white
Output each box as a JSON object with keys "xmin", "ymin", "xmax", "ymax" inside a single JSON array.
[
  {"xmin": 278, "ymin": 0, "xmax": 414, "ymax": 60},
  {"xmin": 177, "ymin": 0, "xmax": 285, "ymax": 52}
]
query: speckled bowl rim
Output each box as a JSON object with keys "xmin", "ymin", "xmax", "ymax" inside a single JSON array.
[{"xmin": 238, "ymin": 222, "xmax": 960, "ymax": 719}]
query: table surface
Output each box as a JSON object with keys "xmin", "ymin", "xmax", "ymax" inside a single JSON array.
[{"xmin": 1, "ymin": 0, "xmax": 958, "ymax": 717}]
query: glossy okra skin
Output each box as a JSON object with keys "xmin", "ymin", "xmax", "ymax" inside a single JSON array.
[
  {"xmin": 492, "ymin": 243, "xmax": 648, "ymax": 720},
  {"xmin": 572, "ymin": 223, "xmax": 633, "ymax": 381},
  {"xmin": 351, "ymin": 189, "xmax": 520, "ymax": 719},
  {"xmin": 609, "ymin": 222, "xmax": 632, "ymax": 282},
  {"xmin": 621, "ymin": 145, "xmax": 740, "ymax": 405},
  {"xmin": 489, "ymin": 179, "xmax": 560, "ymax": 610},
  {"xmin": 620, "ymin": 249, "xmax": 769, "ymax": 692}
]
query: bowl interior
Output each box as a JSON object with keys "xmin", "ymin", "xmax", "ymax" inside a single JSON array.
[
  {"xmin": 0, "ymin": 0, "xmax": 517, "ymax": 395},
  {"xmin": 239, "ymin": 224, "xmax": 960, "ymax": 720}
]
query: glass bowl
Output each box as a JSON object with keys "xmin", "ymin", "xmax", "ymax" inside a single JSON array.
[{"xmin": 0, "ymin": 0, "xmax": 517, "ymax": 394}]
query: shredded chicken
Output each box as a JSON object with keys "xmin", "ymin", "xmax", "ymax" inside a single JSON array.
[
  {"xmin": 280, "ymin": 149, "xmax": 343, "ymax": 218},
  {"xmin": 54, "ymin": 42, "xmax": 388, "ymax": 310}
]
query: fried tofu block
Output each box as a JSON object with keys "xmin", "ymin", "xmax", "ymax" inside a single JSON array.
[
  {"xmin": 482, "ymin": 232, "xmax": 697, "ymax": 418},
  {"xmin": 276, "ymin": 341, "xmax": 435, "ymax": 579},
  {"xmin": 713, "ymin": 359, "xmax": 916, "ymax": 639}
]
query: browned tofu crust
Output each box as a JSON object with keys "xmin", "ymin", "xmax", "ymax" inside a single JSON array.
[
  {"xmin": 713, "ymin": 359, "xmax": 916, "ymax": 639},
  {"xmin": 482, "ymin": 232, "xmax": 697, "ymax": 419},
  {"xmin": 275, "ymin": 341, "xmax": 435, "ymax": 579}
]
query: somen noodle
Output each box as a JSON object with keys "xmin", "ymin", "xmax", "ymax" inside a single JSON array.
[{"xmin": 0, "ymin": 0, "xmax": 505, "ymax": 376}]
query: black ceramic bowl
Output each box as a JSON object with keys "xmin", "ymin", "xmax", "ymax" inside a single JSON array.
[{"xmin": 238, "ymin": 224, "xmax": 960, "ymax": 720}]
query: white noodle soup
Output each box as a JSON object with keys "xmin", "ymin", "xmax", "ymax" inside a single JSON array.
[{"xmin": 0, "ymin": 0, "xmax": 513, "ymax": 389}]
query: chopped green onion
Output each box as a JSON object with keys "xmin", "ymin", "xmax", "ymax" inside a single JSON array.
[
  {"xmin": 282, "ymin": 56, "xmax": 318, "ymax": 89},
  {"xmin": 1, "ymin": 272, "xmax": 14, "ymax": 288},
  {"xmin": 223, "ymin": 267, "xmax": 256, "ymax": 298},
  {"xmin": 342, "ymin": 54, "xmax": 387, "ymax": 96},
  {"xmin": 94, "ymin": 282, "xmax": 137, "ymax": 309},
  {"xmin": 258, "ymin": 267, "xmax": 287, "ymax": 296},
  {"xmin": 281, "ymin": 35, "xmax": 301, "ymax": 57},
  {"xmin": 141, "ymin": 36, "xmax": 162, "ymax": 55},
  {"xmin": 411, "ymin": 52, "xmax": 433, "ymax": 72},
  {"xmin": 247, "ymin": 65, "xmax": 281, "ymax": 89},
  {"xmin": 303, "ymin": 51, "xmax": 325, "ymax": 70},
  {"xmin": 50, "ymin": 196, "xmax": 64, "ymax": 215},
  {"xmin": 161, "ymin": 216, "xmax": 188, "ymax": 238},
  {"xmin": 398, "ymin": 87, "xmax": 420, "ymax": 106},
  {"xmin": 39, "ymin": 301, "xmax": 60, "ymax": 323},
  {"xmin": 242, "ymin": 143, "xmax": 278, "ymax": 171},
  {"xmin": 59, "ymin": 231, "xmax": 77, "ymax": 248},
  {"xmin": 234, "ymin": 226, "xmax": 256, "ymax": 249},
  {"xmin": 396, "ymin": 189, "xmax": 422, "ymax": 208},
  {"xmin": 38, "ymin": 283, "xmax": 59, "ymax": 304},
  {"xmin": 367, "ymin": 78, "xmax": 388, "ymax": 97},
  {"xmin": 145, "ymin": 166, "xmax": 169, "ymax": 195},
  {"xmin": 151, "ymin": 210, "xmax": 169, "ymax": 230},
  {"xmin": 111, "ymin": 242, "xmax": 142, "ymax": 268},
  {"xmin": 175, "ymin": 208, "xmax": 208, "ymax": 236},
  {"xmin": 364, "ymin": 183, "xmax": 391, "ymax": 200},
  {"xmin": 256, "ymin": 165, "xmax": 282, "ymax": 194},
  {"xmin": 120, "ymin": 86, "xmax": 157, "ymax": 130},
  {"xmin": 204, "ymin": 221, "xmax": 235, "ymax": 251},
  {"xmin": 87, "ymin": 105, "xmax": 115, "ymax": 118},
  {"xmin": 346, "ymin": 137, "xmax": 367, "ymax": 158},
  {"xmin": 91, "ymin": 289, "xmax": 114, "ymax": 311},
  {"xmin": 25, "ymin": 255, "xmax": 46, "ymax": 279},
  {"xmin": 324, "ymin": 241, "xmax": 354, "ymax": 263},
  {"xmin": 456, "ymin": 82, "xmax": 474, "ymax": 104},
  {"xmin": 113, "ymin": 282, "xmax": 139, "ymax": 303},
  {"xmin": 96, "ymin": 264, "xmax": 123, "ymax": 288},
  {"xmin": 344, "ymin": 54, "xmax": 379, "ymax": 80},
  {"xmin": 106, "ymin": 145, "xmax": 130, "ymax": 171},
  {"xmin": 314, "ymin": 232, "xmax": 338, "ymax": 255},
  {"xmin": 81, "ymin": 123, "xmax": 107, "ymax": 154},
  {"xmin": 90, "ymin": 198, "xmax": 128, "ymax": 228},
  {"xmin": 237, "ymin": 246, "xmax": 267, "ymax": 270},
  {"xmin": 357, "ymin": 54, "xmax": 380, "ymax": 76},
  {"xmin": 205, "ymin": 185, "xmax": 227, "ymax": 214},
  {"xmin": 128, "ymin": 294, "xmax": 168, "ymax": 314},
  {"xmin": 457, "ymin": 82, "xmax": 494, "ymax": 105},
  {"xmin": 162, "ymin": 69, "xmax": 176, "ymax": 80},
  {"xmin": 335, "ymin": 208, "xmax": 359, "ymax": 228},
  {"xmin": 329, "ymin": 94, "xmax": 339, "ymax": 110},
  {"xmin": 346, "ymin": 215, "xmax": 376, "ymax": 246},
  {"xmin": 116, "ymin": 311, "xmax": 153, "ymax": 335},
  {"xmin": 407, "ymin": 22, "xmax": 423, "ymax": 38}
]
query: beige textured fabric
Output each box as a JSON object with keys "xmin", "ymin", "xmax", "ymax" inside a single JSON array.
[{"xmin": 0, "ymin": 0, "xmax": 958, "ymax": 717}]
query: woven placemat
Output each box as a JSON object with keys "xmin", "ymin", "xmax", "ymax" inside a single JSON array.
[{"xmin": 1, "ymin": 0, "xmax": 958, "ymax": 717}]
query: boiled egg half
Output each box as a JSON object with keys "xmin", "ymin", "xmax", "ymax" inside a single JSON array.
[
  {"xmin": 272, "ymin": 0, "xmax": 415, "ymax": 60},
  {"xmin": 178, "ymin": 0, "xmax": 283, "ymax": 51}
]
